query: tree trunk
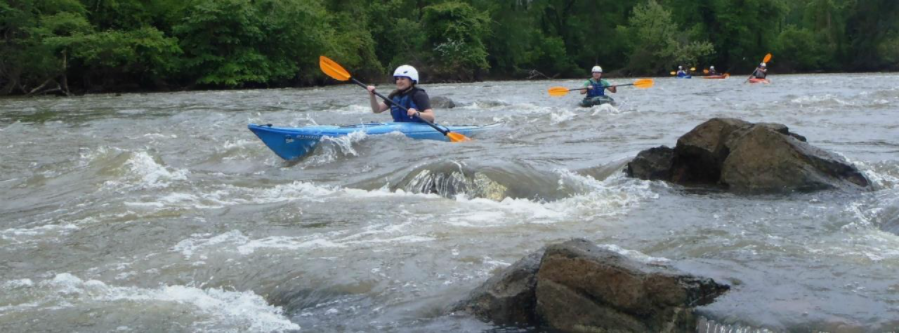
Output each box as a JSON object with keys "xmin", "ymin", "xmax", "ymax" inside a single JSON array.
[
  {"xmin": 61, "ymin": 50, "xmax": 70, "ymax": 96},
  {"xmin": 27, "ymin": 79, "xmax": 54, "ymax": 96}
]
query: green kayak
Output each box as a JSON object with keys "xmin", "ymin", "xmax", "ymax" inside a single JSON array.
[{"xmin": 579, "ymin": 96, "xmax": 615, "ymax": 107}]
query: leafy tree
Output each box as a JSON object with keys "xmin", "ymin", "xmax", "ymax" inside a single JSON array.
[
  {"xmin": 421, "ymin": 1, "xmax": 490, "ymax": 81},
  {"xmin": 618, "ymin": 0, "xmax": 714, "ymax": 75},
  {"xmin": 174, "ymin": 0, "xmax": 335, "ymax": 86}
]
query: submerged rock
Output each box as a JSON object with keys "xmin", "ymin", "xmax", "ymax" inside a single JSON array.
[
  {"xmin": 627, "ymin": 118, "xmax": 870, "ymax": 193},
  {"xmin": 454, "ymin": 239, "xmax": 729, "ymax": 332},
  {"xmin": 430, "ymin": 96, "xmax": 456, "ymax": 109}
]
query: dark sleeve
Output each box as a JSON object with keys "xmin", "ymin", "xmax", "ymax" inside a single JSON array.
[{"xmin": 412, "ymin": 90, "xmax": 431, "ymax": 110}]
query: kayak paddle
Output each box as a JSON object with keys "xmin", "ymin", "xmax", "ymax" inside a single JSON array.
[
  {"xmin": 745, "ymin": 53, "xmax": 772, "ymax": 83},
  {"xmin": 547, "ymin": 79, "xmax": 654, "ymax": 97},
  {"xmin": 318, "ymin": 55, "xmax": 470, "ymax": 143}
]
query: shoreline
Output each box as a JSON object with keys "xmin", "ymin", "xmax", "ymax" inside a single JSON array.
[{"xmin": 3, "ymin": 71, "xmax": 897, "ymax": 99}]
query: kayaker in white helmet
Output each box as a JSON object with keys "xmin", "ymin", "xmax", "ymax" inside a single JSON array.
[
  {"xmin": 366, "ymin": 65, "xmax": 435, "ymax": 123},
  {"xmin": 676, "ymin": 65, "xmax": 689, "ymax": 77},
  {"xmin": 752, "ymin": 62, "xmax": 768, "ymax": 79},
  {"xmin": 708, "ymin": 66, "xmax": 718, "ymax": 75},
  {"xmin": 581, "ymin": 65, "xmax": 617, "ymax": 97}
]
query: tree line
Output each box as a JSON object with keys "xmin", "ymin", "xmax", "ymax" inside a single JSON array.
[{"xmin": 1, "ymin": 0, "xmax": 897, "ymax": 96}]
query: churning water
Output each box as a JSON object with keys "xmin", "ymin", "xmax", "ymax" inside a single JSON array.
[{"xmin": 1, "ymin": 73, "xmax": 898, "ymax": 332}]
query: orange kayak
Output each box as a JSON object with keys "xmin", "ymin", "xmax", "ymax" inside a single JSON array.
[
  {"xmin": 703, "ymin": 74, "xmax": 729, "ymax": 79},
  {"xmin": 748, "ymin": 78, "xmax": 770, "ymax": 84}
]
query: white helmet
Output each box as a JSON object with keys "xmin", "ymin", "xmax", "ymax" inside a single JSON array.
[
  {"xmin": 710, "ymin": 66, "xmax": 715, "ymax": 69},
  {"xmin": 591, "ymin": 66, "xmax": 603, "ymax": 73},
  {"xmin": 760, "ymin": 62, "xmax": 767, "ymax": 67},
  {"xmin": 393, "ymin": 65, "xmax": 419, "ymax": 83}
]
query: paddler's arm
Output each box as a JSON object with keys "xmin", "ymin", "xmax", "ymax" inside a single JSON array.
[
  {"xmin": 580, "ymin": 82, "xmax": 589, "ymax": 95},
  {"xmin": 603, "ymin": 80, "xmax": 617, "ymax": 93},
  {"xmin": 407, "ymin": 108, "xmax": 434, "ymax": 123},
  {"xmin": 408, "ymin": 90, "xmax": 435, "ymax": 123},
  {"xmin": 366, "ymin": 86, "xmax": 389, "ymax": 113}
]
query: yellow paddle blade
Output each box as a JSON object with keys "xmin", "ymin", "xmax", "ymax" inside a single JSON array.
[
  {"xmin": 763, "ymin": 53, "xmax": 772, "ymax": 63},
  {"xmin": 547, "ymin": 86, "xmax": 572, "ymax": 97},
  {"xmin": 447, "ymin": 132, "xmax": 471, "ymax": 142},
  {"xmin": 319, "ymin": 56, "xmax": 351, "ymax": 81},
  {"xmin": 670, "ymin": 71, "xmax": 676, "ymax": 75},
  {"xmin": 690, "ymin": 67, "xmax": 696, "ymax": 71},
  {"xmin": 633, "ymin": 78, "xmax": 654, "ymax": 89}
]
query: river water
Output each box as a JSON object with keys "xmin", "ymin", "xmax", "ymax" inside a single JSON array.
[{"xmin": 1, "ymin": 74, "xmax": 898, "ymax": 332}]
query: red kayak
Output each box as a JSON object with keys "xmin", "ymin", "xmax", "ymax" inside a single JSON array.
[
  {"xmin": 703, "ymin": 74, "xmax": 729, "ymax": 79},
  {"xmin": 748, "ymin": 78, "xmax": 770, "ymax": 84}
]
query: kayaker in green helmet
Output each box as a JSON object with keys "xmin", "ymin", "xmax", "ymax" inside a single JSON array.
[
  {"xmin": 580, "ymin": 66, "xmax": 616, "ymax": 106},
  {"xmin": 366, "ymin": 65, "xmax": 435, "ymax": 123}
]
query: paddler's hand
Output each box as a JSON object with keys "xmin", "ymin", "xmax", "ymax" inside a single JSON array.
[
  {"xmin": 366, "ymin": 85, "xmax": 376, "ymax": 95},
  {"xmin": 407, "ymin": 108, "xmax": 421, "ymax": 118}
]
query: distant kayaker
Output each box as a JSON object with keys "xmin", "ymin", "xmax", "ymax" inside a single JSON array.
[
  {"xmin": 752, "ymin": 63, "xmax": 768, "ymax": 79},
  {"xmin": 676, "ymin": 66, "xmax": 689, "ymax": 77},
  {"xmin": 708, "ymin": 66, "xmax": 718, "ymax": 75},
  {"xmin": 581, "ymin": 65, "xmax": 617, "ymax": 99},
  {"xmin": 366, "ymin": 65, "xmax": 434, "ymax": 123}
]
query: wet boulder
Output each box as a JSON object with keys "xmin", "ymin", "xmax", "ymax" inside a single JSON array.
[
  {"xmin": 626, "ymin": 146, "xmax": 674, "ymax": 181},
  {"xmin": 430, "ymin": 96, "xmax": 456, "ymax": 109},
  {"xmin": 627, "ymin": 118, "xmax": 870, "ymax": 193},
  {"xmin": 452, "ymin": 251, "xmax": 542, "ymax": 326},
  {"xmin": 454, "ymin": 239, "xmax": 729, "ymax": 332}
]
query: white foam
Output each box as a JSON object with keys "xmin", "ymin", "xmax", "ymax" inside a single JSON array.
[
  {"xmin": 1, "ymin": 224, "xmax": 80, "ymax": 246},
  {"xmin": 173, "ymin": 230, "xmax": 250, "ymax": 258},
  {"xmin": 598, "ymin": 244, "xmax": 671, "ymax": 264},
  {"xmin": 123, "ymin": 151, "xmax": 189, "ymax": 189},
  {"xmin": 550, "ymin": 109, "xmax": 578, "ymax": 124},
  {"xmin": 172, "ymin": 228, "xmax": 436, "ymax": 258},
  {"xmin": 589, "ymin": 103, "xmax": 622, "ymax": 115},
  {"xmin": 0, "ymin": 273, "xmax": 299, "ymax": 332}
]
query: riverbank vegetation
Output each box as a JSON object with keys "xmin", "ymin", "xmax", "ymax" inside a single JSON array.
[{"xmin": 1, "ymin": 0, "xmax": 897, "ymax": 95}]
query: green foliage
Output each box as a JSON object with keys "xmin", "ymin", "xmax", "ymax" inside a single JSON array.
[
  {"xmin": 774, "ymin": 26, "xmax": 827, "ymax": 71},
  {"xmin": 421, "ymin": 1, "xmax": 490, "ymax": 80},
  {"xmin": 173, "ymin": 0, "xmax": 331, "ymax": 86},
  {"xmin": 2, "ymin": 0, "xmax": 899, "ymax": 95},
  {"xmin": 618, "ymin": 0, "xmax": 714, "ymax": 74}
]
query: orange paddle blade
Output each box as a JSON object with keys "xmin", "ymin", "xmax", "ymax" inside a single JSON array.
[
  {"xmin": 633, "ymin": 78, "xmax": 654, "ymax": 89},
  {"xmin": 703, "ymin": 69, "xmax": 710, "ymax": 74},
  {"xmin": 763, "ymin": 53, "xmax": 772, "ymax": 63},
  {"xmin": 548, "ymin": 86, "xmax": 572, "ymax": 97},
  {"xmin": 446, "ymin": 132, "xmax": 471, "ymax": 142},
  {"xmin": 319, "ymin": 56, "xmax": 351, "ymax": 81}
]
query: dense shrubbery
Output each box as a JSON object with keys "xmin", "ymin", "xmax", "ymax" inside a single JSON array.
[{"xmin": 1, "ymin": 0, "xmax": 896, "ymax": 95}]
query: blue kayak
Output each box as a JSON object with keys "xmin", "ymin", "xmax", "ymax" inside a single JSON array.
[
  {"xmin": 248, "ymin": 122, "xmax": 491, "ymax": 160},
  {"xmin": 676, "ymin": 75, "xmax": 692, "ymax": 79}
]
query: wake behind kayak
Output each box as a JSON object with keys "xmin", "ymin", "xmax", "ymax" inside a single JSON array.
[{"xmin": 248, "ymin": 122, "xmax": 491, "ymax": 160}]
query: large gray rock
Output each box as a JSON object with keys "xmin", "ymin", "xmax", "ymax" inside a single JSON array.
[
  {"xmin": 672, "ymin": 118, "xmax": 751, "ymax": 184},
  {"xmin": 535, "ymin": 240, "xmax": 729, "ymax": 332},
  {"xmin": 627, "ymin": 118, "xmax": 870, "ymax": 193},
  {"xmin": 721, "ymin": 125, "xmax": 868, "ymax": 192},
  {"xmin": 454, "ymin": 239, "xmax": 729, "ymax": 332}
]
